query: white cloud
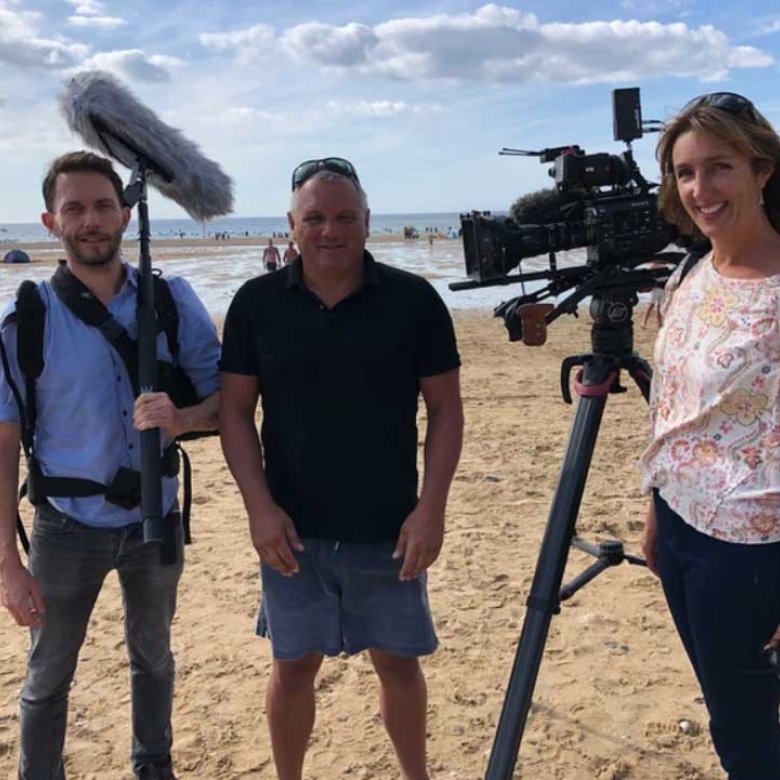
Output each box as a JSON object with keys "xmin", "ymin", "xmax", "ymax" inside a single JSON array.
[
  {"xmin": 0, "ymin": 103, "xmax": 73, "ymax": 152},
  {"xmin": 619, "ymin": 0, "xmax": 687, "ymax": 12},
  {"xmin": 326, "ymin": 99, "xmax": 442, "ymax": 117},
  {"xmin": 201, "ymin": 4, "xmax": 773, "ymax": 85},
  {"xmin": 515, "ymin": 20, "xmax": 771, "ymax": 84},
  {"xmin": 223, "ymin": 106, "xmax": 283, "ymax": 123},
  {"xmin": 77, "ymin": 50, "xmax": 184, "ymax": 82},
  {"xmin": 64, "ymin": 0, "xmax": 105, "ymax": 15},
  {"xmin": 0, "ymin": 4, "xmax": 89, "ymax": 69},
  {"xmin": 0, "ymin": 4, "xmax": 36, "ymax": 37},
  {"xmin": 199, "ymin": 24, "xmax": 276, "ymax": 64},
  {"xmin": 754, "ymin": 18, "xmax": 780, "ymax": 36},
  {"xmin": 280, "ymin": 22, "xmax": 378, "ymax": 66},
  {"xmin": 64, "ymin": 0, "xmax": 125, "ymax": 28},
  {"xmin": 67, "ymin": 14, "xmax": 126, "ymax": 28},
  {"xmin": 368, "ymin": 5, "xmax": 539, "ymax": 80},
  {"xmin": 371, "ymin": 11, "xmax": 773, "ymax": 84},
  {"xmin": 728, "ymin": 45, "xmax": 774, "ymax": 68}
]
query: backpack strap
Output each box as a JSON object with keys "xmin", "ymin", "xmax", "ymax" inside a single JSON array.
[
  {"xmin": 0, "ymin": 297, "xmax": 39, "ymax": 556},
  {"xmin": 50, "ymin": 265, "xmax": 200, "ymax": 409},
  {"xmin": 678, "ymin": 244, "xmax": 710, "ymax": 285},
  {"xmin": 51, "ymin": 265, "xmax": 142, "ymax": 396},
  {"xmin": 176, "ymin": 442, "xmax": 193, "ymax": 544},
  {"xmin": 152, "ymin": 273, "xmax": 181, "ymax": 363},
  {"xmin": 15, "ymin": 280, "xmax": 46, "ymax": 458},
  {"xmin": 13, "ymin": 281, "xmax": 47, "ymax": 554}
]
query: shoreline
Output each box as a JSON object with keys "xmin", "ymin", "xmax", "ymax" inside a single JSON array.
[{"xmin": 2, "ymin": 231, "xmax": 451, "ymax": 259}]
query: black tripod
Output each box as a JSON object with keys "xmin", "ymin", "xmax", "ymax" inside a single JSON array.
[{"xmin": 485, "ymin": 289, "xmax": 651, "ymax": 779}]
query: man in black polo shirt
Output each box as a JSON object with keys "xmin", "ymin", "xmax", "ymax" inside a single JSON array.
[{"xmin": 219, "ymin": 157, "xmax": 463, "ymax": 780}]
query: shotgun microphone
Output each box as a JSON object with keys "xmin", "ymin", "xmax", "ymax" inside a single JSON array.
[{"xmin": 59, "ymin": 69, "xmax": 233, "ymax": 220}]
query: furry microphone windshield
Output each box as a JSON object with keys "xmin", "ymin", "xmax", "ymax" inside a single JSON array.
[{"xmin": 59, "ymin": 70, "xmax": 233, "ymax": 221}]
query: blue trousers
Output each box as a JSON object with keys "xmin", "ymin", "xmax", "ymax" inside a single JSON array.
[
  {"xmin": 19, "ymin": 503, "xmax": 183, "ymax": 780},
  {"xmin": 654, "ymin": 491, "xmax": 780, "ymax": 780}
]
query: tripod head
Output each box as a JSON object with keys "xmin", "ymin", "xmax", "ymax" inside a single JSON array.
[{"xmin": 557, "ymin": 283, "xmax": 655, "ymax": 404}]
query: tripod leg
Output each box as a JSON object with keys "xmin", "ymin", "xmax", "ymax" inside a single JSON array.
[{"xmin": 485, "ymin": 391, "xmax": 609, "ymax": 780}]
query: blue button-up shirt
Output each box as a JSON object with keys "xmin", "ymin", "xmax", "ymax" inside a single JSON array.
[{"xmin": 0, "ymin": 263, "xmax": 220, "ymax": 528}]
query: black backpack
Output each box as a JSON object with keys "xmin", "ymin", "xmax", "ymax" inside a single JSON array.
[{"xmin": 0, "ymin": 265, "xmax": 214, "ymax": 555}]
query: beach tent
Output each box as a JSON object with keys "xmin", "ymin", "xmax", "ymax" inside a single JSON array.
[{"xmin": 3, "ymin": 249, "xmax": 31, "ymax": 264}]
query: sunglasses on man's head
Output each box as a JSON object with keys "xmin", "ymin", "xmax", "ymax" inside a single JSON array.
[
  {"xmin": 291, "ymin": 157, "xmax": 360, "ymax": 191},
  {"xmin": 682, "ymin": 92, "xmax": 758, "ymax": 122}
]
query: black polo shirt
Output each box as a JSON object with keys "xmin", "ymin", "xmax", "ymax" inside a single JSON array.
[{"xmin": 220, "ymin": 251, "xmax": 460, "ymax": 542}]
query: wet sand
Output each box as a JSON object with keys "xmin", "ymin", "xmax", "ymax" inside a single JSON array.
[{"xmin": 4, "ymin": 231, "xmax": 415, "ymax": 263}]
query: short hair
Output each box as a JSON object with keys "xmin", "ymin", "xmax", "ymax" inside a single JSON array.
[
  {"xmin": 656, "ymin": 100, "xmax": 780, "ymax": 237},
  {"xmin": 42, "ymin": 151, "xmax": 126, "ymax": 212},
  {"xmin": 289, "ymin": 170, "xmax": 369, "ymax": 215}
]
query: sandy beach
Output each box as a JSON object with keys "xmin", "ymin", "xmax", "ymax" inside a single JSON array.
[{"xmin": 0, "ymin": 250, "xmax": 723, "ymax": 779}]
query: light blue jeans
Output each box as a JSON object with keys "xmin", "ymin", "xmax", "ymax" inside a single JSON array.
[{"xmin": 19, "ymin": 502, "xmax": 183, "ymax": 780}]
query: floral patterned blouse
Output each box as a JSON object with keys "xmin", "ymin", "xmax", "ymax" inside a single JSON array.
[{"xmin": 638, "ymin": 252, "xmax": 780, "ymax": 543}]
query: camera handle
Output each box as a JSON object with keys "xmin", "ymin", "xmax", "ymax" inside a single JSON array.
[{"xmin": 485, "ymin": 351, "xmax": 651, "ymax": 780}]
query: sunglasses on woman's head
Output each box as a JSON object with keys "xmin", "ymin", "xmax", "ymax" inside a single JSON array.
[
  {"xmin": 682, "ymin": 92, "xmax": 758, "ymax": 122},
  {"xmin": 291, "ymin": 158, "xmax": 360, "ymax": 191}
]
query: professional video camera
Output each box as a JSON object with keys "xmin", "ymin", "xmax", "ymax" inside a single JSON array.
[
  {"xmin": 452, "ymin": 88, "xmax": 691, "ymax": 346},
  {"xmin": 461, "ymin": 149, "xmax": 673, "ymax": 279},
  {"xmin": 464, "ymin": 89, "xmax": 700, "ymax": 780}
]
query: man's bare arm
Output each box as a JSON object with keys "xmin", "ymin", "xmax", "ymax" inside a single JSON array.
[
  {"xmin": 417, "ymin": 368, "xmax": 464, "ymax": 514},
  {"xmin": 179, "ymin": 390, "xmax": 220, "ymax": 434},
  {"xmin": 0, "ymin": 421, "xmax": 44, "ymax": 626},
  {"xmin": 134, "ymin": 390, "xmax": 219, "ymax": 439}
]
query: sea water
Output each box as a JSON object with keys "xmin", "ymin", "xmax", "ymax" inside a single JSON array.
[
  {"xmin": 0, "ymin": 214, "xmax": 468, "ymax": 245},
  {"xmin": 0, "ymin": 236, "xmax": 591, "ymax": 318}
]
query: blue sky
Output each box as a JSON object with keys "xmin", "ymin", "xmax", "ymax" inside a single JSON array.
[{"xmin": 1, "ymin": 0, "xmax": 779, "ymax": 222}]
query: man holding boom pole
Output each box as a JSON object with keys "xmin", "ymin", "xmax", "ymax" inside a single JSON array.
[{"xmin": 0, "ymin": 151, "xmax": 220, "ymax": 780}]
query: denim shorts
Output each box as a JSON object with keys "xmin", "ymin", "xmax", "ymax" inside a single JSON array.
[{"xmin": 257, "ymin": 538, "xmax": 438, "ymax": 661}]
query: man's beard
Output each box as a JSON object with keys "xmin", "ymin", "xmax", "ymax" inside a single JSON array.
[{"xmin": 62, "ymin": 229, "xmax": 124, "ymax": 267}]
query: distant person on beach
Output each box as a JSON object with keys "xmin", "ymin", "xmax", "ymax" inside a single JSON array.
[
  {"xmin": 640, "ymin": 284, "xmax": 664, "ymax": 328},
  {"xmin": 0, "ymin": 151, "xmax": 220, "ymax": 780},
  {"xmin": 639, "ymin": 93, "xmax": 780, "ymax": 778},
  {"xmin": 219, "ymin": 156, "xmax": 464, "ymax": 780},
  {"xmin": 283, "ymin": 240, "xmax": 298, "ymax": 265},
  {"xmin": 640, "ymin": 262, "xmax": 667, "ymax": 328},
  {"xmin": 263, "ymin": 238, "xmax": 281, "ymax": 272}
]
